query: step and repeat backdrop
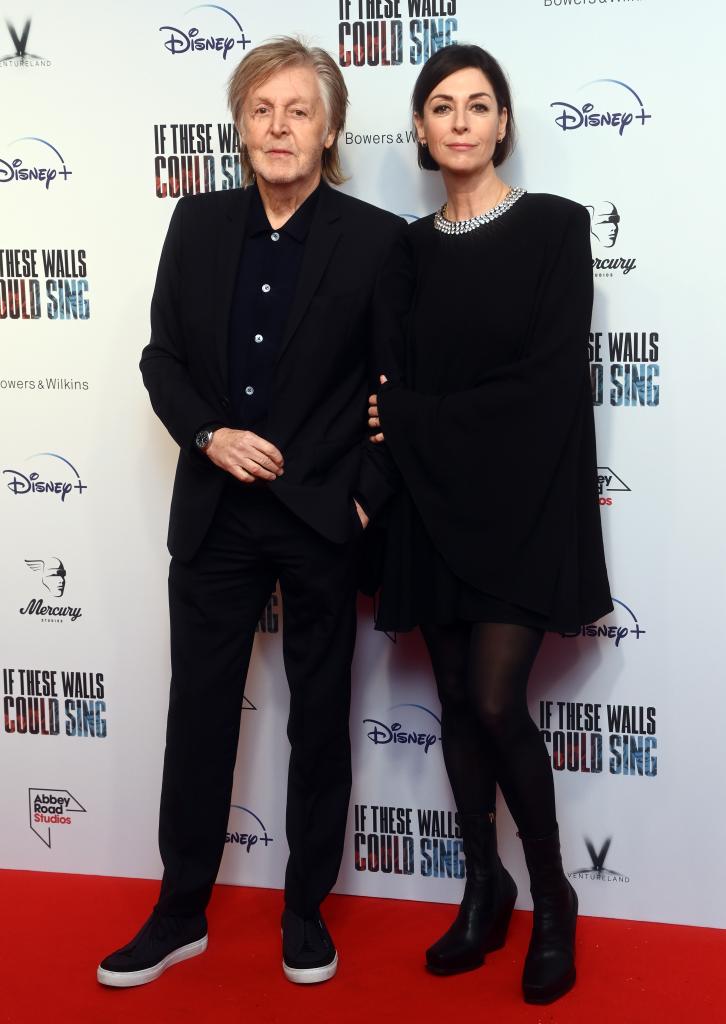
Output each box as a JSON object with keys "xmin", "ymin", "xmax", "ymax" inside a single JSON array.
[{"xmin": 2, "ymin": 1, "xmax": 724, "ymax": 929}]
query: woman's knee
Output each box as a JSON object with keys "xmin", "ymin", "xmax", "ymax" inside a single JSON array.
[
  {"xmin": 434, "ymin": 668, "xmax": 469, "ymax": 709},
  {"xmin": 471, "ymin": 679, "xmax": 529, "ymax": 742}
]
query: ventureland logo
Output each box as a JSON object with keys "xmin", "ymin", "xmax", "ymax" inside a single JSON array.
[
  {"xmin": 0, "ymin": 18, "xmax": 51, "ymax": 67},
  {"xmin": 569, "ymin": 836, "xmax": 630, "ymax": 884}
]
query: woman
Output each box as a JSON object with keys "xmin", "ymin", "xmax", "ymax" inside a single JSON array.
[{"xmin": 368, "ymin": 44, "xmax": 612, "ymax": 1004}]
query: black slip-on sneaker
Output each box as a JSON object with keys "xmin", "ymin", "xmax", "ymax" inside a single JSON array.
[
  {"xmin": 97, "ymin": 911, "xmax": 208, "ymax": 988},
  {"xmin": 282, "ymin": 907, "xmax": 338, "ymax": 984}
]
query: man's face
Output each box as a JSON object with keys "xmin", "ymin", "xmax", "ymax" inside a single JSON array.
[
  {"xmin": 44, "ymin": 559, "xmax": 66, "ymax": 597},
  {"xmin": 589, "ymin": 202, "xmax": 620, "ymax": 248},
  {"xmin": 240, "ymin": 65, "xmax": 335, "ymax": 191}
]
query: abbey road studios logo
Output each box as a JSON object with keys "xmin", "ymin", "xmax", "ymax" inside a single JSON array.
[
  {"xmin": 19, "ymin": 557, "xmax": 82, "ymax": 624},
  {"xmin": 225, "ymin": 805, "xmax": 274, "ymax": 853},
  {"xmin": 0, "ymin": 18, "xmax": 51, "ymax": 67},
  {"xmin": 3, "ymin": 452, "xmax": 87, "ymax": 502},
  {"xmin": 363, "ymin": 703, "xmax": 442, "ymax": 754},
  {"xmin": 29, "ymin": 788, "xmax": 86, "ymax": 847},
  {"xmin": 551, "ymin": 79, "xmax": 652, "ymax": 136},
  {"xmin": 597, "ymin": 466, "xmax": 630, "ymax": 506},
  {"xmin": 569, "ymin": 837, "xmax": 630, "ymax": 884},
  {"xmin": 159, "ymin": 5, "xmax": 252, "ymax": 60},
  {"xmin": 0, "ymin": 137, "xmax": 72, "ymax": 189}
]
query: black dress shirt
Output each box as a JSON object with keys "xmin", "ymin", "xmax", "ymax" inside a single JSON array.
[{"xmin": 228, "ymin": 184, "xmax": 319, "ymax": 428}]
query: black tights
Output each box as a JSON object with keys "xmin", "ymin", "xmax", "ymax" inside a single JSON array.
[{"xmin": 421, "ymin": 620, "xmax": 556, "ymax": 839}]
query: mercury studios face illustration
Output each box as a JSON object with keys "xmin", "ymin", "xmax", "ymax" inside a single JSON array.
[
  {"xmin": 25, "ymin": 557, "xmax": 66, "ymax": 597},
  {"xmin": 587, "ymin": 202, "xmax": 620, "ymax": 248}
]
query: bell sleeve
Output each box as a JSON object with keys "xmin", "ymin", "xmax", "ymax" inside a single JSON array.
[{"xmin": 378, "ymin": 203, "xmax": 598, "ymax": 615}]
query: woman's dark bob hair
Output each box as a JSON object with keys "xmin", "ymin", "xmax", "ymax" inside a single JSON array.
[{"xmin": 412, "ymin": 44, "xmax": 515, "ymax": 171}]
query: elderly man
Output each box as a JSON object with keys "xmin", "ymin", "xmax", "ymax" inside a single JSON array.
[{"xmin": 97, "ymin": 37, "xmax": 401, "ymax": 988}]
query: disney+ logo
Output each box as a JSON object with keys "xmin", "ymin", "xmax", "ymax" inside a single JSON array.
[
  {"xmin": 3, "ymin": 453, "xmax": 88, "ymax": 502},
  {"xmin": 159, "ymin": 5, "xmax": 251, "ymax": 61},
  {"xmin": 561, "ymin": 597, "xmax": 645, "ymax": 646},
  {"xmin": 225, "ymin": 805, "xmax": 273, "ymax": 853},
  {"xmin": 364, "ymin": 704, "xmax": 441, "ymax": 754},
  {"xmin": 551, "ymin": 80, "xmax": 652, "ymax": 136},
  {"xmin": 0, "ymin": 137, "xmax": 71, "ymax": 189}
]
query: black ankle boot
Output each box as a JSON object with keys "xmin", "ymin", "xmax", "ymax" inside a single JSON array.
[
  {"xmin": 520, "ymin": 828, "xmax": 578, "ymax": 1004},
  {"xmin": 426, "ymin": 812, "xmax": 517, "ymax": 975}
]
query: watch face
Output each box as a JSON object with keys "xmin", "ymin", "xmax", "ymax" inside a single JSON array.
[{"xmin": 195, "ymin": 430, "xmax": 211, "ymax": 449}]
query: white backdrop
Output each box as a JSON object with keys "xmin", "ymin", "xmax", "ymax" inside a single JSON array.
[{"xmin": 2, "ymin": 0, "xmax": 725, "ymax": 929}]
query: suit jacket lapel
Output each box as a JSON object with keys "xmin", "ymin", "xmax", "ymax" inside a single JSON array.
[
  {"xmin": 276, "ymin": 183, "xmax": 342, "ymax": 364},
  {"xmin": 213, "ymin": 186, "xmax": 253, "ymax": 389}
]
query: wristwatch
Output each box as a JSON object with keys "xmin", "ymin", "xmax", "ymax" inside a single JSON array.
[{"xmin": 194, "ymin": 428, "xmax": 215, "ymax": 451}]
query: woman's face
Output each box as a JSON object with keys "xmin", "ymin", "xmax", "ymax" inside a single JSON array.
[{"xmin": 415, "ymin": 66, "xmax": 507, "ymax": 177}]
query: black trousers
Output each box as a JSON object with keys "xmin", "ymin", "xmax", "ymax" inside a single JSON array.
[{"xmin": 156, "ymin": 481, "xmax": 359, "ymax": 918}]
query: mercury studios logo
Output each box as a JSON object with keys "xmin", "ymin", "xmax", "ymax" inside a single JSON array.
[
  {"xmin": 569, "ymin": 837, "xmax": 630, "ymax": 884},
  {"xmin": 29, "ymin": 788, "xmax": 86, "ymax": 847},
  {"xmin": 551, "ymin": 80, "xmax": 652, "ymax": 136},
  {"xmin": 364, "ymin": 704, "xmax": 441, "ymax": 754},
  {"xmin": 159, "ymin": 5, "xmax": 252, "ymax": 60},
  {"xmin": 562, "ymin": 598, "xmax": 646, "ymax": 646},
  {"xmin": 0, "ymin": 137, "xmax": 71, "ymax": 189},
  {"xmin": 225, "ymin": 805, "xmax": 274, "ymax": 853},
  {"xmin": 19, "ymin": 557, "xmax": 82, "ymax": 624},
  {"xmin": 597, "ymin": 466, "xmax": 630, "ymax": 506},
  {"xmin": 3, "ymin": 452, "xmax": 88, "ymax": 503},
  {"xmin": 0, "ymin": 18, "xmax": 51, "ymax": 68},
  {"xmin": 586, "ymin": 200, "xmax": 637, "ymax": 278}
]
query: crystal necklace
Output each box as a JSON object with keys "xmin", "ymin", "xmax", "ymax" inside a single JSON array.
[{"xmin": 434, "ymin": 186, "xmax": 526, "ymax": 235}]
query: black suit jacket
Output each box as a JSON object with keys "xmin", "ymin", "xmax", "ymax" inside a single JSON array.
[{"xmin": 140, "ymin": 183, "xmax": 404, "ymax": 561}]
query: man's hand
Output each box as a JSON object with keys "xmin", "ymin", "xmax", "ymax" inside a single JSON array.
[
  {"xmin": 206, "ymin": 427, "xmax": 284, "ymax": 483},
  {"xmin": 354, "ymin": 498, "xmax": 369, "ymax": 530},
  {"xmin": 368, "ymin": 374, "xmax": 387, "ymax": 443}
]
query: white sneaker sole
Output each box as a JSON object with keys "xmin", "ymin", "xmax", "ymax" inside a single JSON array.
[
  {"xmin": 283, "ymin": 950, "xmax": 338, "ymax": 985},
  {"xmin": 96, "ymin": 934, "xmax": 208, "ymax": 988}
]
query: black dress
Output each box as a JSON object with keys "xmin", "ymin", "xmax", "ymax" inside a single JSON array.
[{"xmin": 374, "ymin": 192, "xmax": 612, "ymax": 633}]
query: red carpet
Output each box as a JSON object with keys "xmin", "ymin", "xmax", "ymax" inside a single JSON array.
[{"xmin": 1, "ymin": 870, "xmax": 722, "ymax": 1023}]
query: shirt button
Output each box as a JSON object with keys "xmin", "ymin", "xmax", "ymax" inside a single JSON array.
[
  {"xmin": 261, "ymin": 283, "xmax": 271, "ymax": 293},
  {"xmin": 271, "ymin": 231, "xmax": 280, "ymax": 242},
  {"xmin": 254, "ymin": 333, "xmax": 263, "ymax": 343},
  {"xmin": 244, "ymin": 386, "xmax": 255, "ymax": 396}
]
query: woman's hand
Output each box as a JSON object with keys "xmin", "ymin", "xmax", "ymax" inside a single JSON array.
[{"xmin": 368, "ymin": 374, "xmax": 387, "ymax": 443}]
